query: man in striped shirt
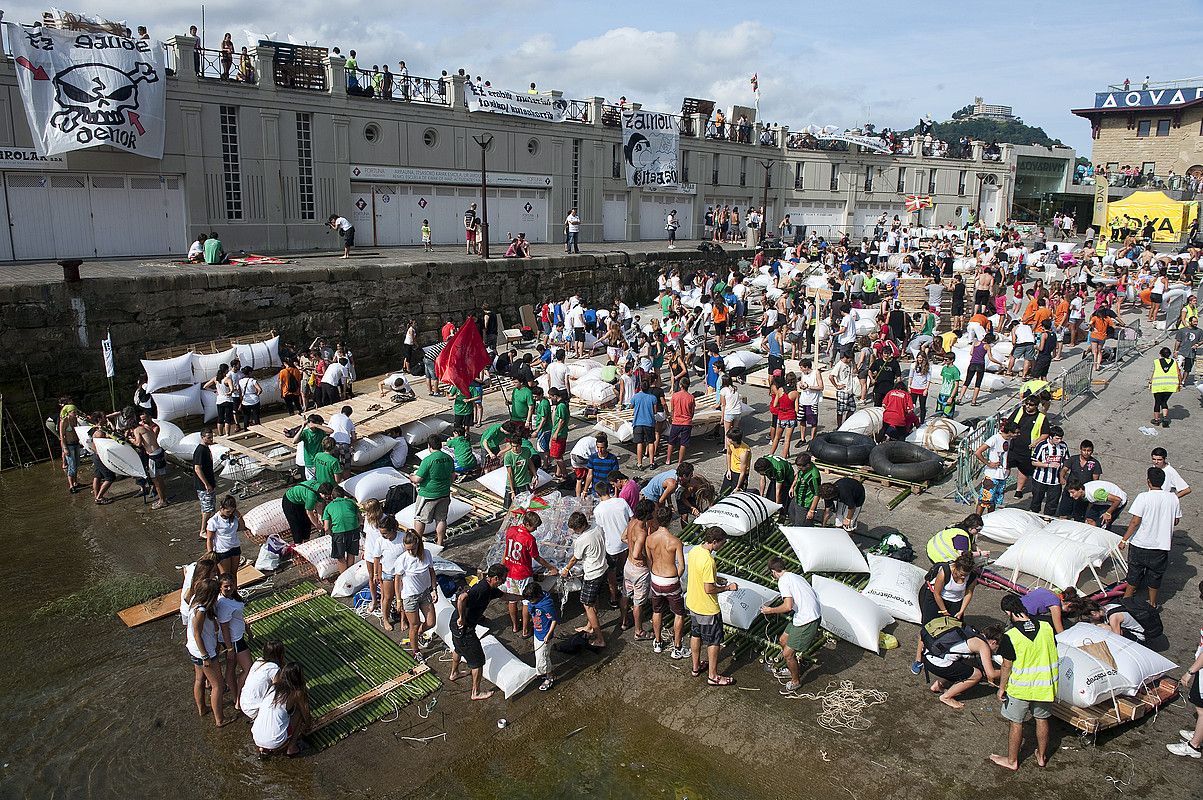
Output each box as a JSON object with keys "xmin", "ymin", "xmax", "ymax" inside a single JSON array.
[
  {"xmin": 1028, "ymin": 426, "xmax": 1068, "ymax": 516},
  {"xmin": 583, "ymin": 434, "xmax": 620, "ymax": 497}
]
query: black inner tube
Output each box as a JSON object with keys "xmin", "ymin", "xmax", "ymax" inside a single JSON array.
[
  {"xmin": 869, "ymin": 440, "xmax": 943, "ymax": 482},
  {"xmin": 810, "ymin": 431, "xmax": 875, "ymax": 466}
]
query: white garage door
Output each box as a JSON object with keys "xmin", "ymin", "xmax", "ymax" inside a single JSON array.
[
  {"xmin": 783, "ymin": 201, "xmax": 845, "ymax": 239},
  {"xmin": 850, "ymin": 203, "xmax": 905, "ymax": 240},
  {"xmin": 350, "ymin": 184, "xmax": 548, "ymax": 246},
  {"xmin": 639, "ymin": 194, "xmax": 694, "ymax": 241},
  {"xmin": 6, "ymin": 172, "xmax": 185, "ymax": 260},
  {"xmin": 603, "ymin": 192, "xmax": 627, "ymax": 241}
]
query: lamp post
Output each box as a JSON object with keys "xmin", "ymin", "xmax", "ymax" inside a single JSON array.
[
  {"xmin": 473, "ymin": 133, "xmax": 494, "ymax": 259},
  {"xmin": 758, "ymin": 159, "xmax": 775, "ymax": 244}
]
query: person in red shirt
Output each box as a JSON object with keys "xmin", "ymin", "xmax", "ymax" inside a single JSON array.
[
  {"xmin": 881, "ymin": 377, "xmax": 918, "ymax": 441},
  {"xmin": 871, "ymin": 329, "xmax": 900, "ymax": 360},
  {"xmin": 441, "ymin": 318, "xmax": 456, "ymax": 341},
  {"xmin": 665, "ymin": 376, "xmax": 697, "ymax": 467},
  {"xmin": 501, "ymin": 511, "xmax": 558, "ymax": 637}
]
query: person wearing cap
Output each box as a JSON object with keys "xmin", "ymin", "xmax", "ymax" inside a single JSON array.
[{"xmin": 1008, "ymin": 395, "xmax": 1048, "ymax": 500}]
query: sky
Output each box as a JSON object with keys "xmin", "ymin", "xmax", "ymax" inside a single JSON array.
[{"xmin": 6, "ymin": 0, "xmax": 1203, "ymax": 153}]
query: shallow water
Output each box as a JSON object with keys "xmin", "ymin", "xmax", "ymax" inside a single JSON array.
[{"xmin": 0, "ymin": 463, "xmax": 789, "ymax": 800}]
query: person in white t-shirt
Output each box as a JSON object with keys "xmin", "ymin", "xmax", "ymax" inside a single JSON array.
[
  {"xmin": 327, "ymin": 214, "xmax": 355, "ymax": 258},
  {"xmin": 328, "ymin": 406, "xmax": 356, "ymax": 447},
  {"xmin": 1151, "ymin": 448, "xmax": 1191, "ymax": 498},
  {"xmin": 1120, "ymin": 467, "xmax": 1182, "ymax": 608},
  {"xmin": 975, "ymin": 422, "xmax": 1018, "ymax": 514},
  {"xmin": 395, "ymin": 531, "xmax": 438, "ymax": 659},
  {"xmin": 761, "ymin": 559, "xmax": 823, "ymax": 693},
  {"xmin": 566, "ymin": 304, "xmax": 587, "ymax": 358},
  {"xmin": 561, "ymin": 512, "xmax": 608, "ymax": 647},
  {"xmin": 239, "ymin": 640, "xmax": 285, "ymax": 720},
  {"xmin": 564, "ymin": 208, "xmax": 582, "ymax": 254},
  {"xmin": 319, "ymin": 358, "xmax": 347, "ymax": 407},
  {"xmin": 593, "ymin": 481, "xmax": 633, "ymax": 612},
  {"xmin": 251, "ymin": 663, "xmax": 311, "ymax": 757}
]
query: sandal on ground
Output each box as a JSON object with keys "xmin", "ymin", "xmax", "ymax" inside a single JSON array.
[
  {"xmin": 632, "ymin": 630, "xmax": 654, "ymax": 641},
  {"xmin": 95, "ymin": 498, "xmax": 113, "ymax": 505},
  {"xmin": 690, "ymin": 662, "xmax": 709, "ymax": 677},
  {"xmin": 707, "ymin": 675, "xmax": 736, "ymax": 686}
]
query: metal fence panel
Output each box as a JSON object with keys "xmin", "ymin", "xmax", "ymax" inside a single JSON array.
[{"xmin": 1058, "ymin": 358, "xmax": 1094, "ymax": 416}]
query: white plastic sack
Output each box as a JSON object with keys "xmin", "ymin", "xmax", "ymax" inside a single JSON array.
[
  {"xmin": 812, "ymin": 574, "xmax": 894, "ymax": 653},
  {"xmin": 723, "ymin": 350, "xmax": 764, "ymax": 371},
  {"xmin": 292, "ymin": 535, "xmax": 339, "ymax": 580},
  {"xmin": 905, "ymin": 417, "xmax": 967, "ymax": 452},
  {"xmin": 256, "ymin": 374, "xmax": 283, "ymax": 407},
  {"xmin": 389, "ymin": 438, "xmax": 410, "ymax": 469},
  {"xmin": 154, "ymin": 418, "xmax": 185, "ymax": 455},
  {"xmin": 1055, "ymin": 642, "xmax": 1137, "ymax": 708},
  {"xmin": 477, "ymin": 466, "xmax": 554, "ymax": 497},
  {"xmin": 574, "ymin": 378, "xmax": 617, "ymax": 406},
  {"xmin": 141, "ymin": 352, "xmax": 194, "ymax": 392},
  {"xmin": 395, "ymin": 497, "xmax": 473, "ymax": 530},
  {"xmin": 782, "ymin": 527, "xmax": 870, "ymax": 574},
  {"xmin": 480, "ymin": 632, "xmax": 539, "ymax": 698},
  {"xmin": 693, "ymin": 491, "xmax": 781, "ymax": 536},
  {"xmin": 838, "ymin": 406, "xmax": 883, "ymax": 436},
  {"xmin": 244, "ymin": 498, "xmax": 290, "ymax": 540},
  {"xmin": 400, "ymin": 417, "xmax": 452, "ymax": 447},
  {"xmin": 979, "ymin": 508, "xmax": 1047, "ymax": 545},
  {"xmin": 340, "ymin": 467, "xmax": 409, "ymax": 502},
  {"xmin": 1041, "ymin": 518, "xmax": 1122, "ymax": 565},
  {"xmin": 254, "ymin": 545, "xmax": 282, "ymax": 572},
  {"xmin": 234, "ymin": 335, "xmax": 281, "ymax": 370},
  {"xmin": 331, "ymin": 560, "xmax": 369, "ymax": 597},
  {"xmin": 716, "ymin": 573, "xmax": 779, "ymax": 630},
  {"xmin": 191, "ymin": 348, "xmax": 237, "ymax": 382},
  {"xmin": 594, "ymin": 419, "xmax": 633, "ymax": 444},
  {"xmin": 76, "ymin": 425, "xmax": 95, "ymax": 453},
  {"xmin": 352, "ymin": 433, "xmax": 398, "ymax": 467},
  {"xmin": 992, "ymin": 533, "xmax": 1110, "ymax": 589},
  {"xmin": 568, "ymin": 361, "xmax": 605, "ymax": 379},
  {"xmin": 1057, "ymin": 623, "xmax": 1177, "ymax": 694},
  {"xmin": 861, "ymin": 554, "xmax": 927, "ymax": 624},
  {"xmin": 94, "ymin": 438, "xmax": 147, "ymax": 478},
  {"xmin": 200, "ymin": 387, "xmax": 218, "ymax": 423},
  {"xmin": 427, "ymin": 542, "xmax": 466, "ymax": 577},
  {"xmin": 152, "ymin": 384, "xmax": 204, "ymax": 421}
]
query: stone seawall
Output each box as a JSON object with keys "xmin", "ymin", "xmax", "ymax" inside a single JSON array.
[{"xmin": 0, "ymin": 248, "xmax": 748, "ymax": 457}]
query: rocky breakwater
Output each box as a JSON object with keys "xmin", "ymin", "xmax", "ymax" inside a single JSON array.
[{"xmin": 0, "ymin": 247, "xmax": 748, "ymax": 456}]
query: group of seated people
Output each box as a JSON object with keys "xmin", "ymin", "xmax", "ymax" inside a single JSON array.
[{"xmin": 187, "ymin": 232, "xmax": 229, "ymax": 265}]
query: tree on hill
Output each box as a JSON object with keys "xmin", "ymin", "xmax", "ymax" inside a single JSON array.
[
  {"xmin": 950, "ymin": 104, "xmax": 973, "ymax": 120},
  {"xmin": 897, "ymin": 116, "xmax": 1064, "ymax": 148}
]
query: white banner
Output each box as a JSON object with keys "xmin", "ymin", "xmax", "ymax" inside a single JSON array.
[
  {"xmin": 4, "ymin": 23, "xmax": 167, "ymax": 158},
  {"xmin": 101, "ymin": 332, "xmax": 115, "ymax": 378},
  {"xmin": 464, "ymin": 83, "xmax": 567, "ymax": 122},
  {"xmin": 817, "ymin": 133, "xmax": 892, "ymax": 154},
  {"xmin": 621, "ymin": 111, "xmax": 680, "ymax": 188}
]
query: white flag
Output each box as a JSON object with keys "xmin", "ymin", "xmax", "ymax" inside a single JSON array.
[
  {"xmin": 4, "ymin": 23, "xmax": 167, "ymax": 158},
  {"xmin": 101, "ymin": 332, "xmax": 115, "ymax": 378},
  {"xmin": 621, "ymin": 111, "xmax": 680, "ymax": 188}
]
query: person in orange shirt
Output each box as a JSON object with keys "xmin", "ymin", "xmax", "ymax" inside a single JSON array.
[
  {"xmin": 711, "ymin": 298, "xmax": 729, "ymax": 349},
  {"xmin": 1051, "ymin": 295, "xmax": 1070, "ymax": 360},
  {"xmin": 278, "ymin": 360, "xmax": 304, "ymax": 415},
  {"xmin": 1088, "ymin": 307, "xmax": 1117, "ymax": 371},
  {"xmin": 1031, "ymin": 297, "xmax": 1053, "ymax": 331},
  {"xmin": 1021, "ymin": 291, "xmax": 1040, "ymax": 326}
]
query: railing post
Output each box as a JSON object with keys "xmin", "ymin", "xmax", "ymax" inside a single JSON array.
[
  {"xmin": 588, "ymin": 96, "xmax": 605, "ymax": 128},
  {"xmin": 449, "ymin": 73, "xmax": 467, "ymax": 114},
  {"xmin": 168, "ymin": 35, "xmax": 199, "ymax": 84},
  {"xmin": 971, "ymin": 141, "xmax": 983, "ymax": 161},
  {"xmin": 326, "ymin": 53, "xmax": 345, "ymax": 96},
  {"xmin": 253, "ymin": 45, "xmax": 276, "ymax": 91},
  {"xmin": 778, "ymin": 125, "xmax": 789, "ymax": 155}
]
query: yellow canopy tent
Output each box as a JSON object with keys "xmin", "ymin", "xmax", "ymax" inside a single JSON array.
[{"xmin": 1105, "ymin": 190, "xmax": 1198, "ymax": 243}]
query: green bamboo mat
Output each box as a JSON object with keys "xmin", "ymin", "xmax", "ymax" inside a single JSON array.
[{"xmin": 245, "ymin": 582, "xmax": 441, "ymax": 750}]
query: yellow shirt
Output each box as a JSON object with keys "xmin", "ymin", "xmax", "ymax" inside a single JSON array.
[
  {"xmin": 686, "ymin": 545, "xmax": 722, "ymax": 616},
  {"xmin": 727, "ymin": 443, "xmax": 751, "ymax": 474},
  {"xmin": 939, "ymin": 331, "xmax": 958, "ymax": 352}
]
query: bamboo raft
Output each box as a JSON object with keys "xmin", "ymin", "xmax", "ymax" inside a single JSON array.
[{"xmin": 244, "ymin": 582, "xmax": 441, "ymax": 750}]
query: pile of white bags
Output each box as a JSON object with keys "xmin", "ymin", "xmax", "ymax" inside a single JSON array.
[{"xmin": 694, "ymin": 492, "xmax": 781, "ymax": 536}]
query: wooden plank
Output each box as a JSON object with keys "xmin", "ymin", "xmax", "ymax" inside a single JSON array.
[
  {"xmin": 244, "ymin": 588, "xmax": 326, "ymax": 624},
  {"xmin": 118, "ymin": 565, "xmax": 266, "ymax": 627},
  {"xmin": 309, "ymin": 664, "xmax": 432, "ymax": 733},
  {"xmin": 144, "ymin": 329, "xmax": 275, "ymax": 361},
  {"xmin": 248, "ymin": 395, "xmax": 446, "ymax": 448},
  {"xmin": 216, "ymin": 433, "xmax": 293, "ymax": 468}
]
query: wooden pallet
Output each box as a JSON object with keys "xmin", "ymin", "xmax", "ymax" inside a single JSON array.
[
  {"xmin": 144, "ymin": 330, "xmax": 277, "ymax": 361},
  {"xmin": 216, "ymin": 429, "xmax": 296, "ymax": 471},
  {"xmin": 249, "ymin": 395, "xmax": 445, "ymax": 448},
  {"xmin": 813, "ymin": 458, "xmax": 949, "ymax": 495},
  {"xmin": 117, "ymin": 564, "xmax": 267, "ymax": 627},
  {"xmin": 1051, "ymin": 677, "xmax": 1179, "ymax": 736}
]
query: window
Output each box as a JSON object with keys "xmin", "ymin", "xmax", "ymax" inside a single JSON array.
[
  {"xmin": 364, "ymin": 122, "xmax": 380, "ymax": 143},
  {"xmin": 1156, "ymin": 119, "xmax": 1171, "ymax": 137},
  {"xmin": 527, "ymin": 137, "xmax": 539, "ymax": 155},
  {"xmin": 682, "ymin": 150, "xmax": 690, "ymax": 183},
  {"xmin": 295, "ymin": 112, "xmax": 315, "ymax": 221},
  {"xmin": 1106, "ymin": 161, "xmax": 1119, "ymax": 172},
  {"xmin": 794, "ymin": 161, "xmax": 804, "ymax": 190},
  {"xmin": 570, "ymin": 139, "xmax": 580, "ymax": 213},
  {"xmin": 219, "ymin": 105, "xmax": 242, "ymax": 220},
  {"xmin": 1136, "ymin": 120, "xmax": 1151, "ymax": 137},
  {"xmin": 927, "ymin": 169, "xmax": 937, "ymax": 194},
  {"xmin": 914, "ymin": 170, "xmax": 924, "ymax": 193},
  {"xmin": 739, "ymin": 156, "xmax": 747, "ymax": 187},
  {"xmin": 896, "ymin": 167, "xmax": 905, "ymax": 193},
  {"xmin": 612, "ymin": 144, "xmax": 620, "ymax": 179},
  {"xmin": 830, "ymin": 163, "xmax": 840, "ymax": 191},
  {"xmin": 1142, "ymin": 161, "xmax": 1156, "ymax": 175},
  {"xmin": 863, "ymin": 165, "xmax": 873, "ymax": 193},
  {"xmin": 958, "ymin": 169, "xmax": 967, "ymax": 196},
  {"xmin": 712, "ymin": 155, "xmax": 719, "ymax": 186},
  {"xmin": 423, "ymin": 128, "xmax": 438, "ymax": 148}
]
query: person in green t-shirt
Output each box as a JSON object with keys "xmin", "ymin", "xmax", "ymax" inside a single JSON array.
[
  {"xmin": 531, "ymin": 386, "xmax": 552, "ymax": 453},
  {"xmin": 281, "ymin": 479, "xmax": 334, "ymax": 544},
  {"xmin": 312, "ymin": 438, "xmax": 344, "ymax": 487},
  {"xmin": 754, "ymin": 455, "xmax": 795, "ymax": 508},
  {"xmin": 510, "ymin": 381, "xmax": 534, "ymax": 423},
  {"xmin": 549, "ymin": 389, "xmax": 570, "ymax": 480},
  {"xmin": 660, "ymin": 293, "xmax": 673, "ymax": 316},
  {"xmin": 409, "ymin": 436, "xmax": 455, "ymax": 545},
  {"xmin": 789, "ymin": 453, "xmax": 823, "ymax": 525},
  {"xmin": 202, "ymin": 232, "xmax": 227, "ymax": 265},
  {"xmin": 481, "ymin": 419, "xmax": 522, "ymax": 461},
  {"xmin": 322, "ymin": 494, "xmax": 361, "ymax": 570},
  {"xmin": 447, "ymin": 426, "xmax": 479, "ymax": 473},
  {"xmin": 502, "ymin": 438, "xmax": 535, "ymax": 509},
  {"xmin": 292, "ymin": 415, "xmax": 333, "ymax": 480},
  {"xmin": 935, "ymin": 353, "xmax": 962, "ymax": 418},
  {"xmin": 448, "ymin": 386, "xmax": 475, "ymax": 429}
]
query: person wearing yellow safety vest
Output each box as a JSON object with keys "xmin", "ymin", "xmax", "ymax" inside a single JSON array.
[
  {"xmin": 1149, "ymin": 346, "xmax": 1181, "ymax": 429},
  {"xmin": 1009, "ymin": 395, "xmax": 1048, "ymax": 500},
  {"xmin": 990, "ymin": 593, "xmax": 1059, "ymax": 771},
  {"xmin": 926, "ymin": 513, "xmax": 988, "ymax": 564},
  {"xmin": 1176, "ymin": 294, "xmax": 1199, "ymax": 330}
]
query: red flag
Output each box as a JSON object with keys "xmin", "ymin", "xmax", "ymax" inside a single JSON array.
[{"xmin": 435, "ymin": 316, "xmax": 491, "ymax": 395}]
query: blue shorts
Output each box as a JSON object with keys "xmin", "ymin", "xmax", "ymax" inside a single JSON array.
[
  {"xmin": 536, "ymin": 431, "xmax": 551, "ymax": 453},
  {"xmin": 980, "ymin": 479, "xmax": 1007, "ymax": 508}
]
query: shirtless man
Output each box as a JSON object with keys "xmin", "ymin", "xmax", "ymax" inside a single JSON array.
[
  {"xmin": 645, "ymin": 504, "xmax": 688, "ymax": 659},
  {"xmin": 129, "ymin": 412, "xmax": 169, "ymax": 508},
  {"xmin": 621, "ymin": 499, "xmax": 655, "ymax": 639}
]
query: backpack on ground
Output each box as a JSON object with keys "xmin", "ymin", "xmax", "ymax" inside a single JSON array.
[
  {"xmin": 1112, "ymin": 597, "xmax": 1163, "ymax": 641},
  {"xmin": 922, "ymin": 620, "xmax": 978, "ymax": 658},
  {"xmin": 382, "ymin": 482, "xmax": 417, "ymax": 516}
]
